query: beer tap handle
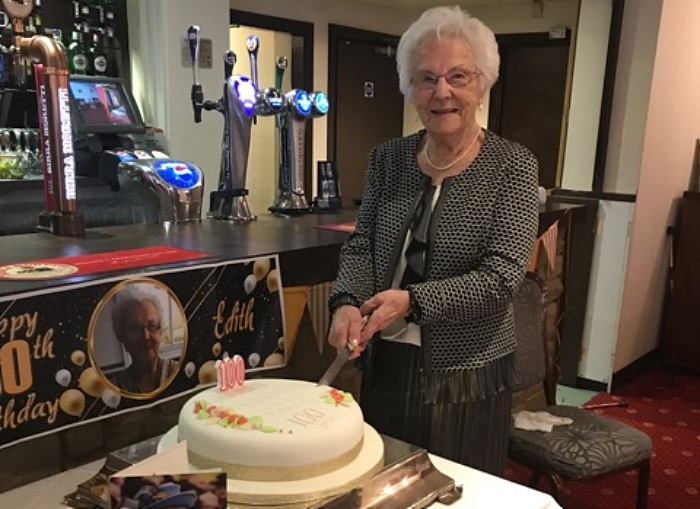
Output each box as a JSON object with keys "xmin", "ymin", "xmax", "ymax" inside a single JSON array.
[
  {"xmin": 245, "ymin": 35, "xmax": 259, "ymax": 124},
  {"xmin": 275, "ymin": 55, "xmax": 287, "ymax": 91},
  {"xmin": 188, "ymin": 25, "xmax": 201, "ymax": 84},
  {"xmin": 224, "ymin": 50, "xmax": 236, "ymax": 80},
  {"xmin": 274, "ymin": 56, "xmax": 288, "ymax": 128},
  {"xmin": 187, "ymin": 25, "xmax": 204, "ymax": 123},
  {"xmin": 245, "ymin": 35, "xmax": 259, "ymax": 88}
]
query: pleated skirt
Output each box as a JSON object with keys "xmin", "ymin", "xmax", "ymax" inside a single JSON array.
[{"xmin": 360, "ymin": 338, "xmax": 515, "ymax": 476}]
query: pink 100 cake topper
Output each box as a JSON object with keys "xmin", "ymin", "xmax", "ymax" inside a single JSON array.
[{"xmin": 216, "ymin": 354, "xmax": 246, "ymax": 391}]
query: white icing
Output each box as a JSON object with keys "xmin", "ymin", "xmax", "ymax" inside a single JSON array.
[{"xmin": 178, "ymin": 379, "xmax": 365, "ymax": 469}]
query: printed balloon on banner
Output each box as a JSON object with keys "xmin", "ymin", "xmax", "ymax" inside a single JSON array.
[
  {"xmin": 59, "ymin": 389, "xmax": 85, "ymax": 417},
  {"xmin": 244, "ymin": 274, "xmax": 257, "ymax": 294},
  {"xmin": 78, "ymin": 367, "xmax": 106, "ymax": 398},
  {"xmin": 267, "ymin": 269, "xmax": 280, "ymax": 293},
  {"xmin": 248, "ymin": 352, "xmax": 260, "ymax": 367},
  {"xmin": 264, "ymin": 352, "xmax": 284, "ymax": 367},
  {"xmin": 55, "ymin": 369, "xmax": 72, "ymax": 387},
  {"xmin": 100, "ymin": 388, "xmax": 121, "ymax": 409},
  {"xmin": 198, "ymin": 360, "xmax": 217, "ymax": 385},
  {"xmin": 71, "ymin": 350, "xmax": 86, "ymax": 366},
  {"xmin": 253, "ymin": 258, "xmax": 270, "ymax": 280}
]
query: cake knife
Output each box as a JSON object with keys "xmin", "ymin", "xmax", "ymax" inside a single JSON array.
[{"xmin": 318, "ymin": 315, "xmax": 368, "ymax": 387}]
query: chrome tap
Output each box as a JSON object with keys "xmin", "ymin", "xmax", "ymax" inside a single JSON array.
[
  {"xmin": 188, "ymin": 26, "xmax": 257, "ymax": 221},
  {"xmin": 270, "ymin": 89, "xmax": 329, "ymax": 215}
]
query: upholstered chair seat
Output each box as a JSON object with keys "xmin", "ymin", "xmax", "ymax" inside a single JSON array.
[{"xmin": 510, "ymin": 405, "xmax": 653, "ymax": 479}]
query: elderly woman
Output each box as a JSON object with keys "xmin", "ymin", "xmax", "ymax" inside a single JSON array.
[
  {"xmin": 327, "ymin": 6, "xmax": 539, "ymax": 475},
  {"xmin": 109, "ymin": 289, "xmax": 178, "ymax": 394}
]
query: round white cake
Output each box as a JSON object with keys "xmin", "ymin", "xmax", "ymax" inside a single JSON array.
[{"xmin": 178, "ymin": 379, "xmax": 366, "ymax": 482}]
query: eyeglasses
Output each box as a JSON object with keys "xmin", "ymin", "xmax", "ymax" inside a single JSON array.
[
  {"xmin": 126, "ymin": 321, "xmax": 161, "ymax": 335},
  {"xmin": 412, "ymin": 68, "xmax": 481, "ymax": 90}
]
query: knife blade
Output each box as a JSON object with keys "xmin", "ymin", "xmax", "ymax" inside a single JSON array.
[
  {"xmin": 318, "ymin": 315, "xmax": 369, "ymax": 387},
  {"xmin": 317, "ymin": 344, "xmax": 351, "ymax": 387}
]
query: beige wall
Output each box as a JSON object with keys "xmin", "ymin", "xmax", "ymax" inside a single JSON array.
[
  {"xmin": 127, "ymin": 0, "xmax": 230, "ymax": 195},
  {"xmin": 613, "ymin": 0, "xmax": 700, "ymax": 371}
]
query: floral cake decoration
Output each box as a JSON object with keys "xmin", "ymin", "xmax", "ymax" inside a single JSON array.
[
  {"xmin": 193, "ymin": 400, "xmax": 280, "ymax": 433},
  {"xmin": 324, "ymin": 388, "xmax": 354, "ymax": 407}
]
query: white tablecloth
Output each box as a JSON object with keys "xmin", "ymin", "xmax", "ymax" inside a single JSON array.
[
  {"xmin": 428, "ymin": 455, "xmax": 561, "ymax": 509},
  {"xmin": 0, "ymin": 456, "xmax": 562, "ymax": 509}
]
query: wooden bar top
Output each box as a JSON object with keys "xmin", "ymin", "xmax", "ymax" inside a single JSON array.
[{"xmin": 0, "ymin": 203, "xmax": 582, "ymax": 298}]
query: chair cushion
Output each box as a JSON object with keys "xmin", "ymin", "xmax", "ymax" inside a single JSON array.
[
  {"xmin": 509, "ymin": 405, "xmax": 653, "ymax": 479},
  {"xmin": 511, "ymin": 276, "xmax": 546, "ymax": 392}
]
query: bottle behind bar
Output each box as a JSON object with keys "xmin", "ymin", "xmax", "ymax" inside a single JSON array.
[
  {"xmin": 103, "ymin": 0, "xmax": 116, "ymax": 23},
  {"xmin": 68, "ymin": 30, "xmax": 88, "ymax": 75},
  {"xmin": 52, "ymin": 29, "xmax": 67, "ymax": 55},
  {"xmin": 88, "ymin": 31, "xmax": 107, "ymax": 76},
  {"xmin": 32, "ymin": 0, "xmax": 44, "ymax": 35}
]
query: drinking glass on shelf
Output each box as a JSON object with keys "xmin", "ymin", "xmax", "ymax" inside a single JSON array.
[{"xmin": 0, "ymin": 128, "xmax": 42, "ymax": 179}]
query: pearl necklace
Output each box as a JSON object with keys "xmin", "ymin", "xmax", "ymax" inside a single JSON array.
[{"xmin": 424, "ymin": 128, "xmax": 482, "ymax": 171}]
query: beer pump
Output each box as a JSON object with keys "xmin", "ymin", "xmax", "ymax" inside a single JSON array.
[
  {"xmin": 270, "ymin": 87, "xmax": 330, "ymax": 215},
  {"xmin": 188, "ymin": 25, "xmax": 257, "ymax": 221},
  {"xmin": 246, "ymin": 35, "xmax": 285, "ymax": 119},
  {"xmin": 269, "ymin": 55, "xmax": 293, "ymax": 214},
  {"xmin": 2, "ymin": 0, "xmax": 85, "ymax": 236}
]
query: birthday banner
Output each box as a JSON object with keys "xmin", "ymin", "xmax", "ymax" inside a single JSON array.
[{"xmin": 0, "ymin": 256, "xmax": 285, "ymax": 450}]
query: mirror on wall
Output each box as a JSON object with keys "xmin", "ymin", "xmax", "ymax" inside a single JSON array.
[{"xmin": 560, "ymin": 0, "xmax": 620, "ymax": 193}]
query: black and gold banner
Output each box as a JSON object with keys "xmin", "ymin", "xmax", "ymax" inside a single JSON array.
[{"xmin": 0, "ymin": 256, "xmax": 285, "ymax": 449}]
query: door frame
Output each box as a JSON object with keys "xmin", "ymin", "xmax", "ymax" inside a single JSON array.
[
  {"xmin": 327, "ymin": 24, "xmax": 400, "ymax": 161},
  {"xmin": 488, "ymin": 31, "xmax": 571, "ymax": 188},
  {"xmin": 229, "ymin": 9, "xmax": 315, "ymax": 199}
]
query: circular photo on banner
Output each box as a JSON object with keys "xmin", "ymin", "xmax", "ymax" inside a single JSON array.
[{"xmin": 88, "ymin": 278, "xmax": 188, "ymax": 400}]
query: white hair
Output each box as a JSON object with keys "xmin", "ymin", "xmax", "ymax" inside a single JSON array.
[
  {"xmin": 111, "ymin": 284, "xmax": 165, "ymax": 338},
  {"xmin": 396, "ymin": 5, "xmax": 500, "ymax": 97}
]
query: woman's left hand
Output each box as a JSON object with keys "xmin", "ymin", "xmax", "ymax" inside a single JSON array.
[{"xmin": 360, "ymin": 289, "xmax": 411, "ymax": 341}]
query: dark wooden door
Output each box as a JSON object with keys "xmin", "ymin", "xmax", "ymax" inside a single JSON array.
[
  {"xmin": 664, "ymin": 193, "xmax": 700, "ymax": 373},
  {"xmin": 328, "ymin": 26, "xmax": 403, "ymax": 204},
  {"xmin": 489, "ymin": 33, "xmax": 570, "ymax": 189}
]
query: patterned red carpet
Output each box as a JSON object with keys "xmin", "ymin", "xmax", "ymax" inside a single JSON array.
[{"xmin": 506, "ymin": 365, "xmax": 700, "ymax": 509}]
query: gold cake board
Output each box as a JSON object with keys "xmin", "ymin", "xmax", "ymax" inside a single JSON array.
[{"xmin": 158, "ymin": 423, "xmax": 385, "ymax": 507}]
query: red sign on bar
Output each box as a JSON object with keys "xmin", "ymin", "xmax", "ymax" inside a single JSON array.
[{"xmin": 0, "ymin": 246, "xmax": 210, "ymax": 280}]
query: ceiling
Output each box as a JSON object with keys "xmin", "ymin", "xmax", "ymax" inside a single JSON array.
[{"xmin": 352, "ymin": 0, "xmax": 535, "ymax": 11}]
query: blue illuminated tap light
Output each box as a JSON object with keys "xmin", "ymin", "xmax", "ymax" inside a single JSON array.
[
  {"xmin": 293, "ymin": 90, "xmax": 313, "ymax": 116},
  {"xmin": 153, "ymin": 160, "xmax": 201, "ymax": 189},
  {"xmin": 268, "ymin": 92, "xmax": 285, "ymax": 111},
  {"xmin": 312, "ymin": 92, "xmax": 330, "ymax": 115},
  {"xmin": 233, "ymin": 76, "xmax": 257, "ymax": 116}
]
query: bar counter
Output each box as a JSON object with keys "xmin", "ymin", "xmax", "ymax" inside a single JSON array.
[
  {"xmin": 0, "ymin": 202, "xmax": 592, "ymax": 493},
  {"xmin": 0, "ymin": 202, "xmax": 582, "ymax": 297},
  {"xmin": 0, "ymin": 211, "xmax": 357, "ymax": 297}
]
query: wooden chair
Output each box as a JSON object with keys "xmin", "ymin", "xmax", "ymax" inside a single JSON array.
[{"xmin": 509, "ymin": 273, "xmax": 653, "ymax": 509}]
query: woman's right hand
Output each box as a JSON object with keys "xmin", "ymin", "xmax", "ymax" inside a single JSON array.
[{"xmin": 328, "ymin": 305, "xmax": 366, "ymax": 359}]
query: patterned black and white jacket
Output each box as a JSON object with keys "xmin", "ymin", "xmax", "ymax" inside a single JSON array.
[{"xmin": 330, "ymin": 129, "xmax": 539, "ymax": 373}]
